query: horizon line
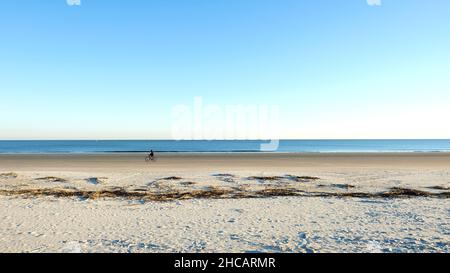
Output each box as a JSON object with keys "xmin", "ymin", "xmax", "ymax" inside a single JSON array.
[{"xmin": 1, "ymin": 139, "xmax": 450, "ymax": 141}]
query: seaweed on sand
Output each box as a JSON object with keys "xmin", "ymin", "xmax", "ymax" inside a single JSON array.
[
  {"xmin": 379, "ymin": 187, "xmax": 434, "ymax": 198},
  {"xmin": 255, "ymin": 187, "xmax": 300, "ymax": 197},
  {"xmin": 179, "ymin": 181, "xmax": 197, "ymax": 186},
  {"xmin": 0, "ymin": 187, "xmax": 276, "ymax": 201},
  {"xmin": 427, "ymin": 185, "xmax": 450, "ymax": 191},
  {"xmin": 212, "ymin": 174, "xmax": 236, "ymax": 178},
  {"xmin": 247, "ymin": 176, "xmax": 284, "ymax": 181},
  {"xmin": 0, "ymin": 172, "xmax": 18, "ymax": 179},
  {"xmin": 160, "ymin": 176, "xmax": 183, "ymax": 181},
  {"xmin": 0, "ymin": 186, "xmax": 448, "ymax": 202},
  {"xmin": 326, "ymin": 187, "xmax": 448, "ymax": 199},
  {"xmin": 248, "ymin": 175, "xmax": 320, "ymax": 183},
  {"xmin": 285, "ymin": 175, "xmax": 320, "ymax": 182},
  {"xmin": 213, "ymin": 174, "xmax": 236, "ymax": 183},
  {"xmin": 35, "ymin": 176, "xmax": 67, "ymax": 183},
  {"xmin": 330, "ymin": 184, "xmax": 356, "ymax": 189}
]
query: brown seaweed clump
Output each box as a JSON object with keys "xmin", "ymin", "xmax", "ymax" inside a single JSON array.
[
  {"xmin": 285, "ymin": 175, "xmax": 320, "ymax": 182},
  {"xmin": 212, "ymin": 174, "xmax": 236, "ymax": 183},
  {"xmin": 427, "ymin": 186, "xmax": 450, "ymax": 191},
  {"xmin": 380, "ymin": 187, "xmax": 433, "ymax": 198},
  {"xmin": 328, "ymin": 187, "xmax": 449, "ymax": 199},
  {"xmin": 330, "ymin": 184, "xmax": 356, "ymax": 189},
  {"xmin": 248, "ymin": 175, "xmax": 320, "ymax": 183},
  {"xmin": 0, "ymin": 172, "xmax": 18, "ymax": 179},
  {"xmin": 247, "ymin": 176, "xmax": 285, "ymax": 181},
  {"xmin": 212, "ymin": 174, "xmax": 236, "ymax": 178},
  {"xmin": 35, "ymin": 176, "xmax": 67, "ymax": 183},
  {"xmin": 0, "ymin": 186, "xmax": 448, "ymax": 202},
  {"xmin": 160, "ymin": 176, "xmax": 183, "ymax": 181}
]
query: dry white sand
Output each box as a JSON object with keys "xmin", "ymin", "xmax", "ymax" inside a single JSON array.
[{"xmin": 0, "ymin": 153, "xmax": 449, "ymax": 253}]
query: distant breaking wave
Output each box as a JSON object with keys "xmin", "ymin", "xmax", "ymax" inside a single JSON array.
[{"xmin": 0, "ymin": 140, "xmax": 450, "ymax": 154}]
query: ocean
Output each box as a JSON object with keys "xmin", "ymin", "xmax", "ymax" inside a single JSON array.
[{"xmin": 0, "ymin": 140, "xmax": 450, "ymax": 154}]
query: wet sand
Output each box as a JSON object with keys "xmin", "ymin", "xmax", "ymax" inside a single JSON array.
[{"xmin": 1, "ymin": 152, "xmax": 450, "ymax": 171}]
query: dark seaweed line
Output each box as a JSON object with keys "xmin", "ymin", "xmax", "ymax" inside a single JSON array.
[{"xmin": 0, "ymin": 187, "xmax": 448, "ymax": 202}]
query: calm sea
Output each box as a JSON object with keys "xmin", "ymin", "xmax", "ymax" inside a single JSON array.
[{"xmin": 0, "ymin": 140, "xmax": 449, "ymax": 154}]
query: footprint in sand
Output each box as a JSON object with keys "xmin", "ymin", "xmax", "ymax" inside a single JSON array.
[{"xmin": 298, "ymin": 232, "xmax": 314, "ymax": 253}]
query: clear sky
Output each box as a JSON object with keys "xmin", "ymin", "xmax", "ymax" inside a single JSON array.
[{"xmin": 1, "ymin": 0, "xmax": 449, "ymax": 140}]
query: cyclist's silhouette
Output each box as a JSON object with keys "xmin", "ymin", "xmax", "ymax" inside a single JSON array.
[{"xmin": 146, "ymin": 150, "xmax": 155, "ymax": 162}]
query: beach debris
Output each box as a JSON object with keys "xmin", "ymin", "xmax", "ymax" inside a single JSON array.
[
  {"xmin": 381, "ymin": 187, "xmax": 433, "ymax": 198},
  {"xmin": 221, "ymin": 177, "xmax": 235, "ymax": 183},
  {"xmin": 285, "ymin": 175, "xmax": 320, "ymax": 182},
  {"xmin": 248, "ymin": 175, "xmax": 320, "ymax": 183},
  {"xmin": 180, "ymin": 181, "xmax": 196, "ymax": 186},
  {"xmin": 35, "ymin": 176, "xmax": 67, "ymax": 183},
  {"xmin": 247, "ymin": 176, "xmax": 284, "ymax": 182},
  {"xmin": 256, "ymin": 187, "xmax": 300, "ymax": 197},
  {"xmin": 212, "ymin": 174, "xmax": 236, "ymax": 183},
  {"xmin": 1, "ymin": 185, "xmax": 448, "ymax": 202},
  {"xmin": 329, "ymin": 184, "xmax": 356, "ymax": 190},
  {"xmin": 327, "ymin": 187, "xmax": 445, "ymax": 199},
  {"xmin": 426, "ymin": 185, "xmax": 450, "ymax": 191},
  {"xmin": 212, "ymin": 174, "xmax": 236, "ymax": 178},
  {"xmin": 130, "ymin": 188, "xmax": 148, "ymax": 192},
  {"xmin": 0, "ymin": 172, "xmax": 18, "ymax": 179},
  {"xmin": 161, "ymin": 176, "xmax": 183, "ymax": 181}
]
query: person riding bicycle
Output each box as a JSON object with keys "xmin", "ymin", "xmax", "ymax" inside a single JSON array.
[{"xmin": 149, "ymin": 150, "xmax": 154, "ymax": 160}]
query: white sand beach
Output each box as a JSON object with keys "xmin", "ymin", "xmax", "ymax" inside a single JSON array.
[{"xmin": 0, "ymin": 153, "xmax": 449, "ymax": 253}]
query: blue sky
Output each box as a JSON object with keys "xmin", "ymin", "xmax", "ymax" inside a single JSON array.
[{"xmin": 1, "ymin": 0, "xmax": 449, "ymax": 139}]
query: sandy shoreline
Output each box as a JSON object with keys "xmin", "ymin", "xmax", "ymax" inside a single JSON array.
[
  {"xmin": 1, "ymin": 153, "xmax": 449, "ymax": 253},
  {"xmin": 2, "ymin": 152, "xmax": 450, "ymax": 171}
]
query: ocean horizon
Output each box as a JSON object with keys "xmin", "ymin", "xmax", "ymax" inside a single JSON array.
[{"xmin": 1, "ymin": 139, "xmax": 450, "ymax": 154}]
